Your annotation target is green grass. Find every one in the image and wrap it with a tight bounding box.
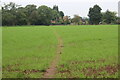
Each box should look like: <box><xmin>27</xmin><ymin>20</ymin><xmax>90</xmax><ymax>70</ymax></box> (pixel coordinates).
<box><xmin>2</xmin><ymin>26</ymin><xmax>57</xmax><ymax>78</ymax></box>
<box><xmin>54</xmin><ymin>25</ymin><xmax>118</xmax><ymax>78</ymax></box>
<box><xmin>2</xmin><ymin>25</ymin><xmax>118</xmax><ymax>78</ymax></box>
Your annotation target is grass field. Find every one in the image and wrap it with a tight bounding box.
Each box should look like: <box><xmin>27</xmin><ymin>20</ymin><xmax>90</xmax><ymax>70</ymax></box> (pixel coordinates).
<box><xmin>2</xmin><ymin>25</ymin><xmax>118</xmax><ymax>78</ymax></box>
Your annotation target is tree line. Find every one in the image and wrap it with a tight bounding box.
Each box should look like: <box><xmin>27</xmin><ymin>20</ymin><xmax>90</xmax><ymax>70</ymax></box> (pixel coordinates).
<box><xmin>2</xmin><ymin>2</ymin><xmax>65</xmax><ymax>26</ymax></box>
<box><xmin>88</xmin><ymin>5</ymin><xmax>119</xmax><ymax>25</ymax></box>
<box><xmin>2</xmin><ymin>2</ymin><xmax>119</xmax><ymax>26</ymax></box>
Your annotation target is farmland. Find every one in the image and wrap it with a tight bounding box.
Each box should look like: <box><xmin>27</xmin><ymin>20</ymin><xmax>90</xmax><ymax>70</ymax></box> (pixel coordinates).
<box><xmin>2</xmin><ymin>25</ymin><xmax>118</xmax><ymax>78</ymax></box>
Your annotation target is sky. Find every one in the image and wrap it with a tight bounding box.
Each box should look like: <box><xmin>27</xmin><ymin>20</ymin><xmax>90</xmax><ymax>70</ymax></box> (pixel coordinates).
<box><xmin>1</xmin><ymin>0</ymin><xmax>119</xmax><ymax>17</ymax></box>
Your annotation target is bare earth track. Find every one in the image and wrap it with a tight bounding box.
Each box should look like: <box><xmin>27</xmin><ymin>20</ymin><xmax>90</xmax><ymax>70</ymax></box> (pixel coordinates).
<box><xmin>43</xmin><ymin>29</ymin><xmax>64</xmax><ymax>78</ymax></box>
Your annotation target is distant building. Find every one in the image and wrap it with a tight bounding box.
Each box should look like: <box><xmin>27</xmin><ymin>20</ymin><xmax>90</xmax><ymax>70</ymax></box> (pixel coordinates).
<box><xmin>51</xmin><ymin>20</ymin><xmax>56</xmax><ymax>24</ymax></box>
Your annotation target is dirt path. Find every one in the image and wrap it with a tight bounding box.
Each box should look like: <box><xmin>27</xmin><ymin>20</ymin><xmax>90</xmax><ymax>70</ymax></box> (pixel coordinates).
<box><xmin>43</xmin><ymin>29</ymin><xmax>64</xmax><ymax>78</ymax></box>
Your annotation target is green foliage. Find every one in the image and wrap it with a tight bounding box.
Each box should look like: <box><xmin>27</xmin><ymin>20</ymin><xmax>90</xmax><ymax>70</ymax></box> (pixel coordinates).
<box><xmin>88</xmin><ymin>5</ymin><xmax>102</xmax><ymax>25</ymax></box>
<box><xmin>63</xmin><ymin>16</ymin><xmax>71</xmax><ymax>25</ymax></box>
<box><xmin>2</xmin><ymin>12</ymin><xmax>16</xmax><ymax>26</ymax></box>
<box><xmin>37</xmin><ymin>5</ymin><xmax>53</xmax><ymax>25</ymax></box>
<box><xmin>52</xmin><ymin>6</ymin><xmax>64</xmax><ymax>25</ymax></box>
<box><xmin>51</xmin><ymin>10</ymin><xmax>60</xmax><ymax>23</ymax></box>
<box><xmin>16</xmin><ymin>7</ymin><xmax>27</xmax><ymax>25</ymax></box>
<box><xmin>116</xmin><ymin>17</ymin><xmax>120</xmax><ymax>24</ymax></box>
<box><xmin>2</xmin><ymin>2</ymin><xmax>65</xmax><ymax>26</ymax></box>
<box><xmin>25</xmin><ymin>4</ymin><xmax>37</xmax><ymax>25</ymax></box>
<box><xmin>2</xmin><ymin>2</ymin><xmax>118</xmax><ymax>26</ymax></box>
<box><xmin>72</xmin><ymin>15</ymin><xmax>82</xmax><ymax>25</ymax></box>
<box><xmin>59</xmin><ymin>11</ymin><xmax>64</xmax><ymax>18</ymax></box>
<box><xmin>102</xmin><ymin>10</ymin><xmax>117</xmax><ymax>24</ymax></box>
<box><xmin>2</xmin><ymin>2</ymin><xmax>18</xmax><ymax>26</ymax></box>
<box><xmin>53</xmin><ymin>5</ymin><xmax>59</xmax><ymax>12</ymax></box>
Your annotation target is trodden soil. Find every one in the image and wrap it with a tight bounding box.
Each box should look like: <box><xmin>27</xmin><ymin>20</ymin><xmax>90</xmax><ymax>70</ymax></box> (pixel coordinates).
<box><xmin>43</xmin><ymin>29</ymin><xmax>64</xmax><ymax>78</ymax></box>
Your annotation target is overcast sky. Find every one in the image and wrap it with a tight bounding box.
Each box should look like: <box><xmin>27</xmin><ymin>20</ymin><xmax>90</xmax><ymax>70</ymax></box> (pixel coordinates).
<box><xmin>1</xmin><ymin>0</ymin><xmax>119</xmax><ymax>17</ymax></box>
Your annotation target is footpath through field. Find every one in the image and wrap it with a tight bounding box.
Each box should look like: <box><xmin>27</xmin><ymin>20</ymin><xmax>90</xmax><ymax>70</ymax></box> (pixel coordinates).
<box><xmin>43</xmin><ymin>29</ymin><xmax>64</xmax><ymax>78</ymax></box>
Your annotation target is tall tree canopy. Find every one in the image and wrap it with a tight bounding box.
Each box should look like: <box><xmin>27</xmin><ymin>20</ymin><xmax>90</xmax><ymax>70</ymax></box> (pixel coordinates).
<box><xmin>2</xmin><ymin>2</ymin><xmax>65</xmax><ymax>26</ymax></box>
<box><xmin>59</xmin><ymin>11</ymin><xmax>64</xmax><ymax>18</ymax></box>
<box><xmin>25</xmin><ymin>4</ymin><xmax>37</xmax><ymax>25</ymax></box>
<box><xmin>88</xmin><ymin>5</ymin><xmax>102</xmax><ymax>25</ymax></box>
<box><xmin>2</xmin><ymin>2</ymin><xmax>19</xmax><ymax>25</ymax></box>
<box><xmin>102</xmin><ymin>10</ymin><xmax>117</xmax><ymax>24</ymax></box>
<box><xmin>2</xmin><ymin>2</ymin><xmax>118</xmax><ymax>26</ymax></box>
<box><xmin>37</xmin><ymin>5</ymin><xmax>53</xmax><ymax>25</ymax></box>
<box><xmin>52</xmin><ymin>5</ymin><xmax>65</xmax><ymax>25</ymax></box>
<box><xmin>53</xmin><ymin>5</ymin><xmax>59</xmax><ymax>12</ymax></box>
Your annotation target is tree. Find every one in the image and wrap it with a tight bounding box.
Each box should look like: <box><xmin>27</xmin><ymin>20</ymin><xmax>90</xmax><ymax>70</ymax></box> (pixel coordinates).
<box><xmin>59</xmin><ymin>11</ymin><xmax>64</xmax><ymax>18</ymax></box>
<box><xmin>2</xmin><ymin>2</ymin><xmax>19</xmax><ymax>26</ymax></box>
<box><xmin>52</xmin><ymin>5</ymin><xmax>64</xmax><ymax>25</ymax></box>
<box><xmin>82</xmin><ymin>17</ymin><xmax>89</xmax><ymax>25</ymax></box>
<box><xmin>116</xmin><ymin>17</ymin><xmax>120</xmax><ymax>24</ymax></box>
<box><xmin>88</xmin><ymin>5</ymin><xmax>102</xmax><ymax>25</ymax></box>
<box><xmin>102</xmin><ymin>10</ymin><xmax>117</xmax><ymax>24</ymax></box>
<box><xmin>16</xmin><ymin>7</ymin><xmax>27</xmax><ymax>25</ymax></box>
<box><xmin>52</xmin><ymin>10</ymin><xmax>60</xmax><ymax>21</ymax></box>
<box><xmin>2</xmin><ymin>12</ymin><xmax>16</xmax><ymax>26</ymax></box>
<box><xmin>25</xmin><ymin>4</ymin><xmax>37</xmax><ymax>25</ymax></box>
<box><xmin>29</xmin><ymin>11</ymin><xmax>39</xmax><ymax>25</ymax></box>
<box><xmin>38</xmin><ymin>5</ymin><xmax>53</xmax><ymax>25</ymax></box>
<box><xmin>72</xmin><ymin>15</ymin><xmax>82</xmax><ymax>25</ymax></box>
<box><xmin>53</xmin><ymin>5</ymin><xmax>59</xmax><ymax>12</ymax></box>
<box><xmin>2</xmin><ymin>2</ymin><xmax>65</xmax><ymax>26</ymax></box>
<box><xmin>63</xmin><ymin>16</ymin><xmax>71</xmax><ymax>25</ymax></box>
